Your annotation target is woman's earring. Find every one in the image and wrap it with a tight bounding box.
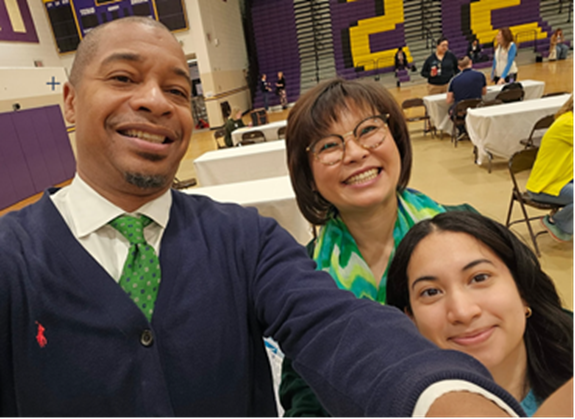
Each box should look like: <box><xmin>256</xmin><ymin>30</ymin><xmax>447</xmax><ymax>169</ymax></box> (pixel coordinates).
<box><xmin>525</xmin><ymin>307</ymin><xmax>533</xmax><ymax>318</ymax></box>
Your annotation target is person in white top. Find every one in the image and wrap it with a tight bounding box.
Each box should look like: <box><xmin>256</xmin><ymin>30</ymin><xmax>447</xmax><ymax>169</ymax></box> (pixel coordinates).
<box><xmin>491</xmin><ymin>27</ymin><xmax>518</xmax><ymax>85</ymax></box>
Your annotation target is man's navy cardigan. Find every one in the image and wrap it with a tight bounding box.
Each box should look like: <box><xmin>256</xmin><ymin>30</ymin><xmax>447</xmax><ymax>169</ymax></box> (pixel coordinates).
<box><xmin>0</xmin><ymin>189</ymin><xmax>524</xmax><ymax>416</ymax></box>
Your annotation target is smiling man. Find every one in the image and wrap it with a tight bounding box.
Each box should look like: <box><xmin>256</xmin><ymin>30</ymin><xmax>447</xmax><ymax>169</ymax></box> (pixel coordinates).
<box><xmin>0</xmin><ymin>17</ymin><xmax>525</xmax><ymax>416</ymax></box>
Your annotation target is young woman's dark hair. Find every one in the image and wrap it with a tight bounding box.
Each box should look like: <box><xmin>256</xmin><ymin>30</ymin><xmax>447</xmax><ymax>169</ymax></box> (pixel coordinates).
<box><xmin>386</xmin><ymin>211</ymin><xmax>573</xmax><ymax>402</ymax></box>
<box><xmin>285</xmin><ymin>77</ymin><xmax>412</xmax><ymax>225</ymax></box>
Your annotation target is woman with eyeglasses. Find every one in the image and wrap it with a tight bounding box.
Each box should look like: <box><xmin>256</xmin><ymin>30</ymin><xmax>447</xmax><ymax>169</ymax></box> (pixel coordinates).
<box><xmin>279</xmin><ymin>78</ymin><xmax>476</xmax><ymax>416</ymax></box>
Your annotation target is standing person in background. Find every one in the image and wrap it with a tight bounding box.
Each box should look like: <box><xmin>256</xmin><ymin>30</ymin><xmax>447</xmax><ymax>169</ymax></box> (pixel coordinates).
<box><xmin>421</xmin><ymin>37</ymin><xmax>459</xmax><ymax>94</ymax></box>
<box><xmin>276</xmin><ymin>71</ymin><xmax>287</xmax><ymax>109</ymax></box>
<box><xmin>223</xmin><ymin>107</ymin><xmax>247</xmax><ymax>148</ymax></box>
<box><xmin>527</xmin><ymin>96</ymin><xmax>573</xmax><ymax>242</ymax></box>
<box><xmin>260</xmin><ymin>73</ymin><xmax>271</xmax><ymax>111</ymax></box>
<box><xmin>491</xmin><ymin>28</ymin><xmax>518</xmax><ymax>85</ymax></box>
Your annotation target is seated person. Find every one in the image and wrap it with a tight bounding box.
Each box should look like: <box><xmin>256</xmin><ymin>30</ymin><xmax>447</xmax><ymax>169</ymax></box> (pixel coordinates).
<box><xmin>394</xmin><ymin>47</ymin><xmax>410</xmax><ymax>73</ymax></box>
<box><xmin>550</xmin><ymin>28</ymin><xmax>570</xmax><ymax>61</ymax></box>
<box><xmin>526</xmin><ymin>95</ymin><xmax>573</xmax><ymax>242</ymax></box>
<box><xmin>447</xmin><ymin>56</ymin><xmax>486</xmax><ymax>138</ymax></box>
<box><xmin>467</xmin><ymin>38</ymin><xmax>484</xmax><ymax>63</ymax></box>
<box><xmin>223</xmin><ymin>107</ymin><xmax>247</xmax><ymax>147</ymax></box>
<box><xmin>279</xmin><ymin>77</ymin><xmax>477</xmax><ymax>416</ymax></box>
<box><xmin>386</xmin><ymin>211</ymin><xmax>573</xmax><ymax>416</ymax></box>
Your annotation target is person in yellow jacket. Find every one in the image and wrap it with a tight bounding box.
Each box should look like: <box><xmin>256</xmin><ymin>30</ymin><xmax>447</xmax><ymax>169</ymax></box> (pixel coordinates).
<box><xmin>526</xmin><ymin>96</ymin><xmax>573</xmax><ymax>242</ymax></box>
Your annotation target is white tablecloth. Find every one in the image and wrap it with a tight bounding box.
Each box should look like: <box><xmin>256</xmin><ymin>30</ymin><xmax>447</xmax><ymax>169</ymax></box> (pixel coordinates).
<box><xmin>183</xmin><ymin>176</ymin><xmax>312</xmax><ymax>245</ymax></box>
<box><xmin>231</xmin><ymin>120</ymin><xmax>287</xmax><ymax>146</ymax></box>
<box><xmin>466</xmin><ymin>94</ymin><xmax>570</xmax><ymax>164</ymax></box>
<box><xmin>423</xmin><ymin>79</ymin><xmax>546</xmax><ymax>133</ymax></box>
<box><xmin>194</xmin><ymin>140</ymin><xmax>288</xmax><ymax>186</ymax></box>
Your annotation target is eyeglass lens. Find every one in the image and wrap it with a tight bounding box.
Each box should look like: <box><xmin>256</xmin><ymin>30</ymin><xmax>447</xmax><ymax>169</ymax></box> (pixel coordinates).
<box><xmin>312</xmin><ymin>116</ymin><xmax>387</xmax><ymax>165</ymax></box>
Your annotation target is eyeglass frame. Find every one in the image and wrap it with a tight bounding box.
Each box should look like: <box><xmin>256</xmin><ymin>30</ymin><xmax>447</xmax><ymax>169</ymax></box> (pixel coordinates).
<box><xmin>306</xmin><ymin>114</ymin><xmax>391</xmax><ymax>166</ymax></box>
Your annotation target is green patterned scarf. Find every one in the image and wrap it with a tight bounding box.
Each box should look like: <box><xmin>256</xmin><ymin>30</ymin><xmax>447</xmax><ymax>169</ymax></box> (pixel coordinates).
<box><xmin>313</xmin><ymin>188</ymin><xmax>446</xmax><ymax>303</ymax></box>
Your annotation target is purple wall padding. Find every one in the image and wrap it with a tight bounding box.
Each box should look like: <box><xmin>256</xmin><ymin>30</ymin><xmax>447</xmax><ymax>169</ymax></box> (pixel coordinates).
<box><xmin>251</xmin><ymin>0</ymin><xmax>300</xmax><ymax>108</ymax></box>
<box><xmin>0</xmin><ymin>113</ymin><xmax>36</xmax><ymax>210</ymax></box>
<box><xmin>12</xmin><ymin>111</ymin><xmax>53</xmax><ymax>192</ymax></box>
<box><xmin>46</xmin><ymin>106</ymin><xmax>77</xmax><ymax>182</ymax></box>
<box><xmin>0</xmin><ymin>106</ymin><xmax>76</xmax><ymax>211</ymax></box>
<box><xmin>0</xmin><ymin>0</ymin><xmax>39</xmax><ymax>42</ymax></box>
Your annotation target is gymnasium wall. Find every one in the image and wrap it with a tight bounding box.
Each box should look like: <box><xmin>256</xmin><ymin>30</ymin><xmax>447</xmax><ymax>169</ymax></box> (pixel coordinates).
<box><xmin>249</xmin><ymin>0</ymin><xmax>555</xmax><ymax>98</ymax></box>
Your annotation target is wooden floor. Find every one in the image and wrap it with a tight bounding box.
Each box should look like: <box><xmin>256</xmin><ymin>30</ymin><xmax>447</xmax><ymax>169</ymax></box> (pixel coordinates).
<box><xmin>2</xmin><ymin>59</ymin><xmax>573</xmax><ymax>309</ymax></box>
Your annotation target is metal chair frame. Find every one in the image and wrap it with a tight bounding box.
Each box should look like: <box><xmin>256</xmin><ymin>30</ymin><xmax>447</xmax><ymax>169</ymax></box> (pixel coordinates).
<box><xmin>213</xmin><ymin>128</ymin><xmax>227</xmax><ymax>149</ymax></box>
<box><xmin>505</xmin><ymin>148</ymin><xmax>563</xmax><ymax>256</ymax></box>
<box><xmin>495</xmin><ymin>88</ymin><xmax>525</xmax><ymax>103</ymax></box>
<box><xmin>451</xmin><ymin>98</ymin><xmax>481</xmax><ymax>147</ymax></box>
<box><xmin>520</xmin><ymin>115</ymin><xmax>555</xmax><ymax>149</ymax></box>
<box><xmin>401</xmin><ymin>98</ymin><xmax>436</xmax><ymax>137</ymax></box>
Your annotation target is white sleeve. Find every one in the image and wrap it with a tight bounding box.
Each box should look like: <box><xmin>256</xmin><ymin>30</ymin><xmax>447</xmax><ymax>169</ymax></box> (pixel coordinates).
<box><xmin>412</xmin><ymin>380</ymin><xmax>520</xmax><ymax>417</ymax></box>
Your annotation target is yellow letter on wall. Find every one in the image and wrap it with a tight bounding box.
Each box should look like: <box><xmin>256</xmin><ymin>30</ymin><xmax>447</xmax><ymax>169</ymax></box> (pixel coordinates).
<box><xmin>470</xmin><ymin>0</ymin><xmax>547</xmax><ymax>45</ymax></box>
<box><xmin>347</xmin><ymin>0</ymin><xmax>412</xmax><ymax>71</ymax></box>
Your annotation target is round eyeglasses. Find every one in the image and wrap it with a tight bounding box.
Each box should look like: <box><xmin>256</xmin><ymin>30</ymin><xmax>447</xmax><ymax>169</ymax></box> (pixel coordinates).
<box><xmin>306</xmin><ymin>114</ymin><xmax>390</xmax><ymax>166</ymax></box>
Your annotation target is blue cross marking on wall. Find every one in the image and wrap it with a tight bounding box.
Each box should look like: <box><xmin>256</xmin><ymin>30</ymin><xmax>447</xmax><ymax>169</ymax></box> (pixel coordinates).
<box><xmin>46</xmin><ymin>76</ymin><xmax>61</xmax><ymax>91</ymax></box>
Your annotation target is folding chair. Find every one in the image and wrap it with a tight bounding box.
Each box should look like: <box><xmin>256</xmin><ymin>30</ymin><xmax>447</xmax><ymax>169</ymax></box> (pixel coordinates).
<box><xmin>505</xmin><ymin>148</ymin><xmax>565</xmax><ymax>256</ymax></box>
<box><xmin>239</xmin><ymin>130</ymin><xmax>266</xmax><ymax>146</ymax></box>
<box><xmin>250</xmin><ymin>108</ymin><xmax>268</xmax><ymax>126</ymax></box>
<box><xmin>277</xmin><ymin>126</ymin><xmax>286</xmax><ymax>140</ymax></box>
<box><xmin>451</xmin><ymin>98</ymin><xmax>481</xmax><ymax>147</ymax></box>
<box><xmin>495</xmin><ymin>88</ymin><xmax>524</xmax><ymax>103</ymax></box>
<box><xmin>520</xmin><ymin>115</ymin><xmax>555</xmax><ymax>149</ymax></box>
<box><xmin>401</xmin><ymin>98</ymin><xmax>435</xmax><ymax>137</ymax></box>
<box><xmin>213</xmin><ymin>128</ymin><xmax>227</xmax><ymax>149</ymax></box>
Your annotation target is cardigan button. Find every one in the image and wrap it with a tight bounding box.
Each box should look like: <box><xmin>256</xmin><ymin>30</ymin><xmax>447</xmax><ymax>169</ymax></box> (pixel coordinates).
<box><xmin>140</xmin><ymin>329</ymin><xmax>154</xmax><ymax>347</ymax></box>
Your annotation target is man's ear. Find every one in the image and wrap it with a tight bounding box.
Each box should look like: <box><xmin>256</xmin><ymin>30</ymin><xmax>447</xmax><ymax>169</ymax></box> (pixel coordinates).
<box><xmin>63</xmin><ymin>82</ymin><xmax>77</xmax><ymax>124</ymax></box>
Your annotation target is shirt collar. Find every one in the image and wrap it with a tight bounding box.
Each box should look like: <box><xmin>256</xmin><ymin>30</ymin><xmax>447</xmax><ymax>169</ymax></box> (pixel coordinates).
<box><xmin>64</xmin><ymin>175</ymin><xmax>172</xmax><ymax>238</ymax></box>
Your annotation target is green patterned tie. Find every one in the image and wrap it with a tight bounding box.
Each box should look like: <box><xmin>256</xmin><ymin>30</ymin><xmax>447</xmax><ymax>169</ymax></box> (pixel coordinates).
<box><xmin>109</xmin><ymin>215</ymin><xmax>161</xmax><ymax>321</ymax></box>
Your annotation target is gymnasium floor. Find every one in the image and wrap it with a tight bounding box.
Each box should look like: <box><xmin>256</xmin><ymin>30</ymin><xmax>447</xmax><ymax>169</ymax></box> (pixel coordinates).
<box><xmin>3</xmin><ymin>59</ymin><xmax>573</xmax><ymax>309</ymax></box>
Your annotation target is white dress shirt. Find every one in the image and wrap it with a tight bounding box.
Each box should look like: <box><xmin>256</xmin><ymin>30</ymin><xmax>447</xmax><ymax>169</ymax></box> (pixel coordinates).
<box><xmin>50</xmin><ymin>175</ymin><xmax>171</xmax><ymax>282</ymax></box>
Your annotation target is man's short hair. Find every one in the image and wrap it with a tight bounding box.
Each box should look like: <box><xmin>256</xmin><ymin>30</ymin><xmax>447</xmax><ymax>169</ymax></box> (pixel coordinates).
<box><xmin>68</xmin><ymin>17</ymin><xmax>171</xmax><ymax>86</ymax></box>
<box><xmin>458</xmin><ymin>56</ymin><xmax>471</xmax><ymax>68</ymax></box>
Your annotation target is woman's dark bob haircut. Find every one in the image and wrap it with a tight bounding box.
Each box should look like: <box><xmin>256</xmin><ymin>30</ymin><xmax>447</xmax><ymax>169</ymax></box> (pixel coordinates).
<box><xmin>285</xmin><ymin>78</ymin><xmax>412</xmax><ymax>225</ymax></box>
<box><xmin>386</xmin><ymin>211</ymin><xmax>573</xmax><ymax>402</ymax></box>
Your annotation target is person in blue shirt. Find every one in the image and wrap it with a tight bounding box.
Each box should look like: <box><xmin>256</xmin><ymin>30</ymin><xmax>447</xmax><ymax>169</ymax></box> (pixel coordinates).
<box><xmin>447</xmin><ymin>56</ymin><xmax>487</xmax><ymax>137</ymax></box>
<box><xmin>387</xmin><ymin>211</ymin><xmax>573</xmax><ymax>416</ymax></box>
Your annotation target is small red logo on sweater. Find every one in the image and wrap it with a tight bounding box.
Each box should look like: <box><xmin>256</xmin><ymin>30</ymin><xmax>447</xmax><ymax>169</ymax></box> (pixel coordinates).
<box><xmin>35</xmin><ymin>322</ymin><xmax>47</xmax><ymax>348</ymax></box>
